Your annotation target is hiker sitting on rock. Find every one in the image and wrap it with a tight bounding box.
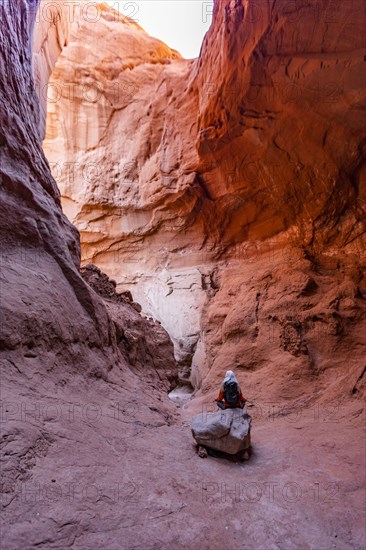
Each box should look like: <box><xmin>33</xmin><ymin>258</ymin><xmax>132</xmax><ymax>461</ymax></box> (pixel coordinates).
<box><xmin>216</xmin><ymin>370</ymin><xmax>246</xmax><ymax>410</ymax></box>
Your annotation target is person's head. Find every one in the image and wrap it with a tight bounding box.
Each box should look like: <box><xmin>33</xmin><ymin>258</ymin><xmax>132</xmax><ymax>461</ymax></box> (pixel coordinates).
<box><xmin>224</xmin><ymin>370</ymin><xmax>238</xmax><ymax>384</ymax></box>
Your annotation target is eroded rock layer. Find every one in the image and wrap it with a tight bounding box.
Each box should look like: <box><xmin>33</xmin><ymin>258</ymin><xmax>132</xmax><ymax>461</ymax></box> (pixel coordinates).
<box><xmin>1</xmin><ymin>0</ymin><xmax>118</xmax><ymax>380</ymax></box>
<box><xmin>43</xmin><ymin>0</ymin><xmax>366</xmax><ymax>388</ymax></box>
<box><xmin>1</xmin><ymin>1</ymin><xmax>366</xmax><ymax>548</ymax></box>
<box><xmin>0</xmin><ymin>4</ymin><xmax>178</xmax><ymax>545</ymax></box>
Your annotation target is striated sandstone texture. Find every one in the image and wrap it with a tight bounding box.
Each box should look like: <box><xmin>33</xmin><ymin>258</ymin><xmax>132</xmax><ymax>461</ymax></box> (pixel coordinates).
<box><xmin>1</xmin><ymin>3</ymin><xmax>178</xmax><ymax>546</ymax></box>
<box><xmin>0</xmin><ymin>0</ymin><xmax>119</xmax><ymax>381</ymax></box>
<box><xmin>43</xmin><ymin>0</ymin><xmax>366</xmax><ymax>392</ymax></box>
<box><xmin>1</xmin><ymin>1</ymin><xmax>366</xmax><ymax>548</ymax></box>
<box><xmin>1</xmin><ymin>0</ymin><xmax>176</xmax><ymax>395</ymax></box>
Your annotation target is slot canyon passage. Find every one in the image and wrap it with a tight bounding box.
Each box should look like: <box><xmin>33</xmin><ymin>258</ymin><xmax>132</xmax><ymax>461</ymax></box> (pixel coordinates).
<box><xmin>1</xmin><ymin>0</ymin><xmax>366</xmax><ymax>548</ymax></box>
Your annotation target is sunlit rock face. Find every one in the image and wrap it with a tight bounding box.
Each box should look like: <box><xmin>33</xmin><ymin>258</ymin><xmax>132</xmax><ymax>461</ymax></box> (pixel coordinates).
<box><xmin>43</xmin><ymin>2</ymin><xmax>200</xmax><ymax>377</ymax></box>
<box><xmin>32</xmin><ymin>0</ymin><xmax>72</xmax><ymax>138</ymax></box>
<box><xmin>0</xmin><ymin>0</ymin><xmax>176</xmax><ymax>386</ymax></box>
<box><xmin>43</xmin><ymin>0</ymin><xmax>366</xmax><ymax>388</ymax></box>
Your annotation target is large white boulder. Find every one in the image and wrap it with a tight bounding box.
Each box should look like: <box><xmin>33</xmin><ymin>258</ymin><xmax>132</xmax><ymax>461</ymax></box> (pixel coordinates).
<box><xmin>191</xmin><ymin>408</ymin><xmax>252</xmax><ymax>455</ymax></box>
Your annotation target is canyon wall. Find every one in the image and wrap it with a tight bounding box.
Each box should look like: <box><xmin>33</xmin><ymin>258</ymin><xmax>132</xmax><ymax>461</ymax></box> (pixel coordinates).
<box><xmin>43</xmin><ymin>0</ymin><xmax>366</xmax><ymax>396</ymax></box>
<box><xmin>1</xmin><ymin>0</ymin><xmax>176</xmax><ymax>384</ymax></box>
<box><xmin>0</xmin><ymin>2</ymin><xmax>365</xmax><ymax>548</ymax></box>
<box><xmin>0</xmin><ymin>0</ymin><xmax>125</xmax><ymax>386</ymax></box>
<box><xmin>0</xmin><ymin>4</ymin><xmax>177</xmax><ymax>539</ymax></box>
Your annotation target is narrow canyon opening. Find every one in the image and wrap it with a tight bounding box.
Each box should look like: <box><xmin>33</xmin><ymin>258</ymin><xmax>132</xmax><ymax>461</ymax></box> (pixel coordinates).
<box><xmin>1</xmin><ymin>1</ymin><xmax>365</xmax><ymax>548</ymax></box>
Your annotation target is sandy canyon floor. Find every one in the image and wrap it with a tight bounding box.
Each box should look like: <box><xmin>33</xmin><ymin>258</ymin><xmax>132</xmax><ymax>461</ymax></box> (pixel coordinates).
<box><xmin>2</xmin><ymin>374</ymin><xmax>365</xmax><ymax>550</ymax></box>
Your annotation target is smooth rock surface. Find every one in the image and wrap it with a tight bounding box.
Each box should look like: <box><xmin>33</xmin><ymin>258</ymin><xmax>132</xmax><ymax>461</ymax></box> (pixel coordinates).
<box><xmin>192</xmin><ymin>408</ymin><xmax>252</xmax><ymax>455</ymax></box>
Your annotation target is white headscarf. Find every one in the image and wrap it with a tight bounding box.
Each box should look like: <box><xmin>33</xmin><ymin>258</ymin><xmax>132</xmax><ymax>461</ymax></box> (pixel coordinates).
<box><xmin>224</xmin><ymin>370</ymin><xmax>238</xmax><ymax>385</ymax></box>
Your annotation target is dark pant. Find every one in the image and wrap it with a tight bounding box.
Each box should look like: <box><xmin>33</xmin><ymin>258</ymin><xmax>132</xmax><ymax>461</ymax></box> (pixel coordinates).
<box><xmin>216</xmin><ymin>401</ymin><xmax>244</xmax><ymax>410</ymax></box>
